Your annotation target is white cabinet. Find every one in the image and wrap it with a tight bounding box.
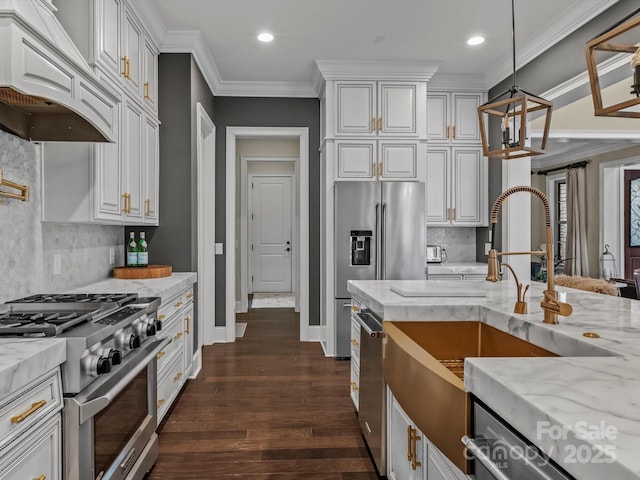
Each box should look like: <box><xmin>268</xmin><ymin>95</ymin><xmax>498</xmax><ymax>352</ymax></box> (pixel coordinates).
<box><xmin>335</xmin><ymin>81</ymin><xmax>424</xmax><ymax>137</ymax></box>
<box><xmin>0</xmin><ymin>369</ymin><xmax>63</xmax><ymax>480</ymax></box>
<box><xmin>349</xmin><ymin>313</ymin><xmax>361</xmax><ymax>410</ymax></box>
<box><xmin>426</xmin><ymin>147</ymin><xmax>487</xmax><ymax>226</ymax></box>
<box><xmin>335</xmin><ymin>140</ymin><xmax>422</xmax><ymax>181</ymax></box>
<box><xmin>427</xmin><ymin>274</ymin><xmax>487</xmax><ymax>281</ymax></box>
<box><xmin>427</xmin><ymin>91</ymin><xmax>484</xmax><ymax>144</ymax></box>
<box><xmin>388</xmin><ymin>391</ymin><xmax>425</xmax><ymax>480</ymax></box>
<box><xmin>156</xmin><ymin>285</ymin><xmax>196</xmax><ymax>425</ymax></box>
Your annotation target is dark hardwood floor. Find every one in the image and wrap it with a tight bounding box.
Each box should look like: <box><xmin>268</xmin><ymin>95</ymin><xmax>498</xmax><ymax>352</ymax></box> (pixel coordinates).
<box><xmin>147</xmin><ymin>307</ymin><xmax>378</xmax><ymax>479</ymax></box>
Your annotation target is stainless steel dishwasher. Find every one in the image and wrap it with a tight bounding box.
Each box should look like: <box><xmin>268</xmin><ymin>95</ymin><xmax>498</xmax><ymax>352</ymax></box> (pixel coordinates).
<box><xmin>354</xmin><ymin>308</ymin><xmax>386</xmax><ymax>476</ymax></box>
<box><xmin>463</xmin><ymin>400</ymin><xmax>574</xmax><ymax>480</ymax></box>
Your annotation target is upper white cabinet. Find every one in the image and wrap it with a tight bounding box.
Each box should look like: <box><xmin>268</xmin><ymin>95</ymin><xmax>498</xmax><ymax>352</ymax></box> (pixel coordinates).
<box><xmin>335</xmin><ymin>81</ymin><xmax>425</xmax><ymax>137</ymax></box>
<box><xmin>427</xmin><ymin>91</ymin><xmax>484</xmax><ymax>144</ymax></box>
<box><xmin>335</xmin><ymin>139</ymin><xmax>422</xmax><ymax>181</ymax></box>
<box><xmin>426</xmin><ymin>147</ymin><xmax>487</xmax><ymax>226</ymax></box>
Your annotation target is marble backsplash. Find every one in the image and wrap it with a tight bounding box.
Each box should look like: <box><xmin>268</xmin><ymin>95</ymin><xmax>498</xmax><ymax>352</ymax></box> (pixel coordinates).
<box><xmin>0</xmin><ymin>130</ymin><xmax>124</xmax><ymax>303</ymax></box>
<box><xmin>427</xmin><ymin>227</ymin><xmax>477</xmax><ymax>262</ymax></box>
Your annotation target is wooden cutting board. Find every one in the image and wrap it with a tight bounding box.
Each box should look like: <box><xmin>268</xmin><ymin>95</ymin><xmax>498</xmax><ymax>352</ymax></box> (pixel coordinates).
<box><xmin>113</xmin><ymin>265</ymin><xmax>172</xmax><ymax>279</ymax></box>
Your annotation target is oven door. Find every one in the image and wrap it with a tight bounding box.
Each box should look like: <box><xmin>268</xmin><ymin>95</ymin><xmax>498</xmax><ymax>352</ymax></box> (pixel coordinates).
<box><xmin>64</xmin><ymin>337</ymin><xmax>170</xmax><ymax>480</ymax></box>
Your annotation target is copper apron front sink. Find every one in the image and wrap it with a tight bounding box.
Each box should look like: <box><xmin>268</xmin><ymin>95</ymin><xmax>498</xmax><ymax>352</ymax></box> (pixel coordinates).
<box><xmin>383</xmin><ymin>320</ymin><xmax>557</xmax><ymax>474</ymax></box>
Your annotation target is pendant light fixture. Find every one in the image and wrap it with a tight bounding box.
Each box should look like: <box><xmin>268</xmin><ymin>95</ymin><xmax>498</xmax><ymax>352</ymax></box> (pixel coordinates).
<box><xmin>477</xmin><ymin>0</ymin><xmax>553</xmax><ymax>160</ymax></box>
<box><xmin>585</xmin><ymin>7</ymin><xmax>640</xmax><ymax>118</ymax></box>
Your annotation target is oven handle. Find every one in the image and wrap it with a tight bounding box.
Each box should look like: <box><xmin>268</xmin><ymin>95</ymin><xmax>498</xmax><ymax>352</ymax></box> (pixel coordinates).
<box><xmin>72</xmin><ymin>337</ymin><xmax>171</xmax><ymax>424</ymax></box>
<box><xmin>462</xmin><ymin>435</ymin><xmax>512</xmax><ymax>480</ymax></box>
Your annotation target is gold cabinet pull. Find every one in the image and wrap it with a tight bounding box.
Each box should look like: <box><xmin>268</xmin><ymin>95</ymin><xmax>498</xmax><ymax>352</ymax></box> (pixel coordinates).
<box><xmin>157</xmin><ymin>399</ymin><xmax>164</xmax><ymax>409</ymax></box>
<box><xmin>158</xmin><ymin>314</ymin><xmax>166</xmax><ymax>321</ymax></box>
<box><xmin>33</xmin><ymin>476</ymin><xmax>46</xmax><ymax>480</ymax></box>
<box><xmin>379</xmin><ymin>161</ymin><xmax>383</xmax><ymax>177</ymax></box>
<box><xmin>378</xmin><ymin>116</ymin><xmax>382</xmax><ymax>132</ymax></box>
<box><xmin>145</xmin><ymin>198</ymin><xmax>151</xmax><ymax>217</ymax></box>
<box><xmin>126</xmin><ymin>57</ymin><xmax>131</xmax><ymax>79</ymax></box>
<box><xmin>407</xmin><ymin>426</ymin><xmax>413</xmax><ymax>461</ymax></box>
<box><xmin>410</xmin><ymin>427</ymin><xmax>422</xmax><ymax>470</ymax></box>
<box><xmin>174</xmin><ymin>301</ymin><xmax>183</xmax><ymax>308</ymax></box>
<box><xmin>173</xmin><ymin>371</ymin><xmax>183</xmax><ymax>382</ymax></box>
<box><xmin>121</xmin><ymin>193</ymin><xmax>131</xmax><ymax>214</ymax></box>
<box><xmin>186</xmin><ymin>293</ymin><xmax>193</xmax><ymax>299</ymax></box>
<box><xmin>144</xmin><ymin>81</ymin><xmax>150</xmax><ymax>99</ymax></box>
<box><xmin>185</xmin><ymin>316</ymin><xmax>190</xmax><ymax>334</ymax></box>
<box><xmin>121</xmin><ymin>56</ymin><xmax>128</xmax><ymax>77</ymax></box>
<box><xmin>350</xmin><ymin>338</ymin><xmax>358</xmax><ymax>346</ymax></box>
<box><xmin>372</xmin><ymin>117</ymin><xmax>376</xmax><ymax>132</ymax></box>
<box><xmin>121</xmin><ymin>193</ymin><xmax>128</xmax><ymax>213</ymax></box>
<box><xmin>372</xmin><ymin>161</ymin><xmax>377</xmax><ymax>177</ymax></box>
<box><xmin>156</xmin><ymin>351</ymin><xmax>165</xmax><ymax>360</ymax></box>
<box><xmin>452</xmin><ymin>125</ymin><xmax>456</xmax><ymax>139</ymax></box>
<box><xmin>11</xmin><ymin>400</ymin><xmax>47</xmax><ymax>423</ymax></box>
<box><xmin>452</xmin><ymin>207</ymin><xmax>456</xmax><ymax>220</ymax></box>
<box><xmin>350</xmin><ymin>381</ymin><xmax>358</xmax><ymax>391</ymax></box>
<box><xmin>174</xmin><ymin>332</ymin><xmax>183</xmax><ymax>340</ymax></box>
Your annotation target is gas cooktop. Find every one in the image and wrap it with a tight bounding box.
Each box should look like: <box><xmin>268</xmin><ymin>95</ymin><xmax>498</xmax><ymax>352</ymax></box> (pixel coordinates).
<box><xmin>9</xmin><ymin>292</ymin><xmax>137</xmax><ymax>305</ymax></box>
<box><xmin>0</xmin><ymin>308</ymin><xmax>97</xmax><ymax>336</ymax></box>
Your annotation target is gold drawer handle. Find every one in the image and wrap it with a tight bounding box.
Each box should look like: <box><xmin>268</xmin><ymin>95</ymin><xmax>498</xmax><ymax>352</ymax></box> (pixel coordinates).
<box><xmin>378</xmin><ymin>116</ymin><xmax>382</xmax><ymax>132</ymax></box>
<box><xmin>351</xmin><ymin>339</ymin><xmax>358</xmax><ymax>346</ymax></box>
<box><xmin>185</xmin><ymin>316</ymin><xmax>190</xmax><ymax>334</ymax></box>
<box><xmin>174</xmin><ymin>301</ymin><xmax>183</xmax><ymax>308</ymax></box>
<box><xmin>157</xmin><ymin>351</ymin><xmax>165</xmax><ymax>360</ymax></box>
<box><xmin>157</xmin><ymin>399</ymin><xmax>164</xmax><ymax>409</ymax></box>
<box><xmin>186</xmin><ymin>293</ymin><xmax>193</xmax><ymax>299</ymax></box>
<box><xmin>174</xmin><ymin>332</ymin><xmax>183</xmax><ymax>340</ymax></box>
<box><xmin>144</xmin><ymin>81</ymin><xmax>150</xmax><ymax>100</ymax></box>
<box><xmin>407</xmin><ymin>426</ymin><xmax>413</xmax><ymax>461</ymax></box>
<box><xmin>33</xmin><ymin>476</ymin><xmax>46</xmax><ymax>480</ymax></box>
<box><xmin>174</xmin><ymin>372</ymin><xmax>183</xmax><ymax>382</ymax></box>
<box><xmin>351</xmin><ymin>306</ymin><xmax>358</xmax><ymax>312</ymax></box>
<box><xmin>158</xmin><ymin>314</ymin><xmax>166</xmax><ymax>321</ymax></box>
<box><xmin>145</xmin><ymin>198</ymin><xmax>151</xmax><ymax>217</ymax></box>
<box><xmin>11</xmin><ymin>400</ymin><xmax>47</xmax><ymax>423</ymax></box>
<box><xmin>350</xmin><ymin>381</ymin><xmax>358</xmax><ymax>391</ymax></box>
<box><xmin>410</xmin><ymin>427</ymin><xmax>422</xmax><ymax>470</ymax></box>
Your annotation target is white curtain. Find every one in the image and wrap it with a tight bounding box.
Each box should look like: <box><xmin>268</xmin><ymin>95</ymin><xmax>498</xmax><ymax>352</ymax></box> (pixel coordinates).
<box><xmin>564</xmin><ymin>167</ymin><xmax>589</xmax><ymax>276</ymax></box>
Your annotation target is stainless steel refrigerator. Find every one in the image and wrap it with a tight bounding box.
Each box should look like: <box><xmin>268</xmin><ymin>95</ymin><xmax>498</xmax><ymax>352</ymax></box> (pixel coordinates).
<box><xmin>334</xmin><ymin>181</ymin><xmax>426</xmax><ymax>358</ymax></box>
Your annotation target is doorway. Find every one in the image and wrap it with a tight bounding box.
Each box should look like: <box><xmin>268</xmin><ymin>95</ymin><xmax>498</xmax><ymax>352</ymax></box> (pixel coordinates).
<box><xmin>225</xmin><ymin>127</ymin><xmax>310</xmax><ymax>343</ymax></box>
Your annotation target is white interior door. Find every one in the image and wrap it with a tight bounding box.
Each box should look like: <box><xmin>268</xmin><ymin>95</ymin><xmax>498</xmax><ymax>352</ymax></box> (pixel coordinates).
<box><xmin>251</xmin><ymin>175</ymin><xmax>293</xmax><ymax>292</ymax></box>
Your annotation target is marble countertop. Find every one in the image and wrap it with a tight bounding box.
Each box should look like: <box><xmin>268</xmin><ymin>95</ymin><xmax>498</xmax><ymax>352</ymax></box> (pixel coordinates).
<box><xmin>72</xmin><ymin>272</ymin><xmax>197</xmax><ymax>303</ymax></box>
<box><xmin>348</xmin><ymin>279</ymin><xmax>640</xmax><ymax>480</ymax></box>
<box><xmin>426</xmin><ymin>262</ymin><xmax>487</xmax><ymax>275</ymax></box>
<box><xmin>0</xmin><ymin>338</ymin><xmax>66</xmax><ymax>399</ymax></box>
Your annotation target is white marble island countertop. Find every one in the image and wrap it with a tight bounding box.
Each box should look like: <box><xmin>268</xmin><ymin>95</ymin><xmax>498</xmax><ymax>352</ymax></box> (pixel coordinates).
<box><xmin>348</xmin><ymin>279</ymin><xmax>640</xmax><ymax>480</ymax></box>
<box><xmin>0</xmin><ymin>338</ymin><xmax>66</xmax><ymax>398</ymax></box>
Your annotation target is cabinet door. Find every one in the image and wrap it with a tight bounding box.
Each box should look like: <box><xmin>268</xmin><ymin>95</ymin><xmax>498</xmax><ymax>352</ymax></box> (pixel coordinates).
<box><xmin>143</xmin><ymin>116</ymin><xmax>159</xmax><ymax>224</ymax></box>
<box><xmin>122</xmin><ymin>6</ymin><xmax>143</xmax><ymax>97</ymax></box>
<box><xmin>378</xmin><ymin>140</ymin><xmax>418</xmax><ymax>180</ymax></box>
<box><xmin>452</xmin><ymin>147</ymin><xmax>486</xmax><ymax>226</ymax></box>
<box><xmin>143</xmin><ymin>39</ymin><xmax>158</xmax><ymax>112</ymax></box>
<box><xmin>426</xmin><ymin>93</ymin><xmax>449</xmax><ymax>142</ymax></box>
<box><xmin>335</xmin><ymin>82</ymin><xmax>376</xmax><ymax>136</ymax></box>
<box><xmin>94</xmin><ymin>96</ymin><xmax>123</xmax><ymax>222</ymax></box>
<box><xmin>335</xmin><ymin>140</ymin><xmax>376</xmax><ymax>180</ymax></box>
<box><xmin>378</xmin><ymin>82</ymin><xmax>418</xmax><ymax>136</ymax></box>
<box><xmin>94</xmin><ymin>0</ymin><xmax>121</xmax><ymax>78</ymax></box>
<box><xmin>183</xmin><ymin>303</ymin><xmax>194</xmax><ymax>377</ymax></box>
<box><xmin>426</xmin><ymin>148</ymin><xmax>450</xmax><ymax>225</ymax></box>
<box><xmin>122</xmin><ymin>98</ymin><xmax>144</xmax><ymax>222</ymax></box>
<box><xmin>388</xmin><ymin>396</ymin><xmax>424</xmax><ymax>480</ymax></box>
<box><xmin>452</xmin><ymin>93</ymin><xmax>482</xmax><ymax>143</ymax></box>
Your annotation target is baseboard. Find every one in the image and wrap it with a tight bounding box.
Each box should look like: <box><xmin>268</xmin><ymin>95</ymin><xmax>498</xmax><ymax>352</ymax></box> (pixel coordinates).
<box><xmin>189</xmin><ymin>349</ymin><xmax>202</xmax><ymax>379</ymax></box>
<box><xmin>305</xmin><ymin>325</ymin><xmax>325</xmax><ymax>343</ymax></box>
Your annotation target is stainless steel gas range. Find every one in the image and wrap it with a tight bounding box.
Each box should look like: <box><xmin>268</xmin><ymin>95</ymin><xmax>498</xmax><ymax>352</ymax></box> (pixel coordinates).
<box><xmin>1</xmin><ymin>292</ymin><xmax>169</xmax><ymax>480</ymax></box>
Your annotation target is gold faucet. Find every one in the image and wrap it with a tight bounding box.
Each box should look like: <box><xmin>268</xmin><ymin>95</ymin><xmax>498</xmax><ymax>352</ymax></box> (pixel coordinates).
<box><xmin>486</xmin><ymin>185</ymin><xmax>573</xmax><ymax>324</ymax></box>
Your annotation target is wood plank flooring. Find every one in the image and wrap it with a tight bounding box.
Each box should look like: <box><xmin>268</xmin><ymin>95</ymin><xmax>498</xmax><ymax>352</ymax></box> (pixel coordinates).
<box><xmin>146</xmin><ymin>307</ymin><xmax>378</xmax><ymax>479</ymax></box>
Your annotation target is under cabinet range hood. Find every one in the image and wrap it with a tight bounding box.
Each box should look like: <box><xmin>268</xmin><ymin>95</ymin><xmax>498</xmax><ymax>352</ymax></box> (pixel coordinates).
<box><xmin>0</xmin><ymin>0</ymin><xmax>117</xmax><ymax>142</ymax></box>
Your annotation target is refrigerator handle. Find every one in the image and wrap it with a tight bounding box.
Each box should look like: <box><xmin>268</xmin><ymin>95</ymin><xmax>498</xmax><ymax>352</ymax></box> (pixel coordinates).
<box><xmin>381</xmin><ymin>202</ymin><xmax>387</xmax><ymax>280</ymax></box>
<box><xmin>375</xmin><ymin>202</ymin><xmax>380</xmax><ymax>280</ymax></box>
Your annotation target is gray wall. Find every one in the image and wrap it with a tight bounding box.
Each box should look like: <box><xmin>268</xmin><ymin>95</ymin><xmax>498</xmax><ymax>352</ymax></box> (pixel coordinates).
<box><xmin>212</xmin><ymin>97</ymin><xmax>321</xmax><ymax>326</ymax></box>
<box><xmin>476</xmin><ymin>1</ymin><xmax>640</xmax><ymax>260</ymax></box>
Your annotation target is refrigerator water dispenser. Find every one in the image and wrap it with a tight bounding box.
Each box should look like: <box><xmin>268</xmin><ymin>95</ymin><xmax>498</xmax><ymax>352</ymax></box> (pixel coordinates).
<box><xmin>350</xmin><ymin>230</ymin><xmax>372</xmax><ymax>266</ymax></box>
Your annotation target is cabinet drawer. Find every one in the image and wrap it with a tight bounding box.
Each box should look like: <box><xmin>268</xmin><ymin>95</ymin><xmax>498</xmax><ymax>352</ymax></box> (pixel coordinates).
<box><xmin>0</xmin><ymin>413</ymin><xmax>61</xmax><ymax>480</ymax></box>
<box><xmin>350</xmin><ymin>360</ymin><xmax>359</xmax><ymax>411</ymax></box>
<box><xmin>350</xmin><ymin>315</ymin><xmax>361</xmax><ymax>365</ymax></box>
<box><xmin>156</xmin><ymin>315</ymin><xmax>185</xmax><ymax>376</ymax></box>
<box><xmin>157</xmin><ymin>349</ymin><xmax>185</xmax><ymax>423</ymax></box>
<box><xmin>182</xmin><ymin>287</ymin><xmax>194</xmax><ymax>305</ymax></box>
<box><xmin>0</xmin><ymin>369</ymin><xmax>62</xmax><ymax>448</ymax></box>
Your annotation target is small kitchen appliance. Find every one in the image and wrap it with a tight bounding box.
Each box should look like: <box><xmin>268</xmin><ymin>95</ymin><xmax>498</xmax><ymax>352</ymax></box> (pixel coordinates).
<box><xmin>1</xmin><ymin>292</ymin><xmax>167</xmax><ymax>480</ymax></box>
<box><xmin>426</xmin><ymin>245</ymin><xmax>446</xmax><ymax>263</ymax></box>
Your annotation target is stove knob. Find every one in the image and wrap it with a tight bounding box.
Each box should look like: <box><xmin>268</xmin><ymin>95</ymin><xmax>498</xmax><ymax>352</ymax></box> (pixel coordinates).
<box><xmin>146</xmin><ymin>321</ymin><xmax>157</xmax><ymax>337</ymax></box>
<box><xmin>116</xmin><ymin>332</ymin><xmax>137</xmax><ymax>351</ymax></box>
<box><xmin>108</xmin><ymin>349</ymin><xmax>122</xmax><ymax>365</ymax></box>
<box><xmin>130</xmin><ymin>334</ymin><xmax>141</xmax><ymax>349</ymax></box>
<box><xmin>97</xmin><ymin>357</ymin><xmax>112</xmax><ymax>375</ymax></box>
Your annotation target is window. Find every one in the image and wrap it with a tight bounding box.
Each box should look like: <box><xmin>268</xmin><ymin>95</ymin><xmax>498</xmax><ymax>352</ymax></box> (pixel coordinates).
<box><xmin>555</xmin><ymin>180</ymin><xmax>567</xmax><ymax>261</ymax></box>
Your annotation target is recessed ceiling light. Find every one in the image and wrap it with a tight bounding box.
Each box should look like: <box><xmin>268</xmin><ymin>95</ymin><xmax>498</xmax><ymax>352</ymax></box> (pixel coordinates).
<box><xmin>257</xmin><ymin>32</ymin><xmax>274</xmax><ymax>43</ymax></box>
<box><xmin>467</xmin><ymin>36</ymin><xmax>485</xmax><ymax>46</ymax></box>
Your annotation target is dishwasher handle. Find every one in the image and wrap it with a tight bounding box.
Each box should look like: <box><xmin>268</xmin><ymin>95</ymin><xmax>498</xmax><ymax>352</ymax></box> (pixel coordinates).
<box><xmin>354</xmin><ymin>310</ymin><xmax>383</xmax><ymax>338</ymax></box>
<box><xmin>462</xmin><ymin>436</ymin><xmax>512</xmax><ymax>480</ymax></box>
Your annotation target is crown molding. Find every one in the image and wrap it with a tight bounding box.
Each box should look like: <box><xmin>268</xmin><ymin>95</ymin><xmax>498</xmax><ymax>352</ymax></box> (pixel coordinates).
<box><xmin>427</xmin><ymin>73</ymin><xmax>488</xmax><ymax>91</ymax></box>
<box><xmin>484</xmin><ymin>0</ymin><xmax>619</xmax><ymax>89</ymax></box>
<box><xmin>214</xmin><ymin>81</ymin><xmax>317</xmax><ymax>98</ymax></box>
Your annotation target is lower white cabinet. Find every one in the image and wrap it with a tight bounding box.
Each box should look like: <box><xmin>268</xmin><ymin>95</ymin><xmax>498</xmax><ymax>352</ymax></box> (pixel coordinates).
<box><xmin>156</xmin><ymin>284</ymin><xmax>195</xmax><ymax>425</ymax></box>
<box><xmin>388</xmin><ymin>389</ymin><xmax>470</xmax><ymax>480</ymax></box>
<box><xmin>349</xmin><ymin>314</ymin><xmax>361</xmax><ymax>410</ymax></box>
<box><xmin>0</xmin><ymin>368</ymin><xmax>63</xmax><ymax>480</ymax></box>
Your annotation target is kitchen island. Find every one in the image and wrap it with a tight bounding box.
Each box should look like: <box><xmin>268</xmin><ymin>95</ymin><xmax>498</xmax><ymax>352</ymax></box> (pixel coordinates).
<box><xmin>348</xmin><ymin>279</ymin><xmax>640</xmax><ymax>480</ymax></box>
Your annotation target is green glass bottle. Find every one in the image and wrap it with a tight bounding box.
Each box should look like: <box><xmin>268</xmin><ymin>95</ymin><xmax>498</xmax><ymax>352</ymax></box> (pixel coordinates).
<box><xmin>127</xmin><ymin>232</ymin><xmax>138</xmax><ymax>267</ymax></box>
<box><xmin>137</xmin><ymin>232</ymin><xmax>148</xmax><ymax>267</ymax></box>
